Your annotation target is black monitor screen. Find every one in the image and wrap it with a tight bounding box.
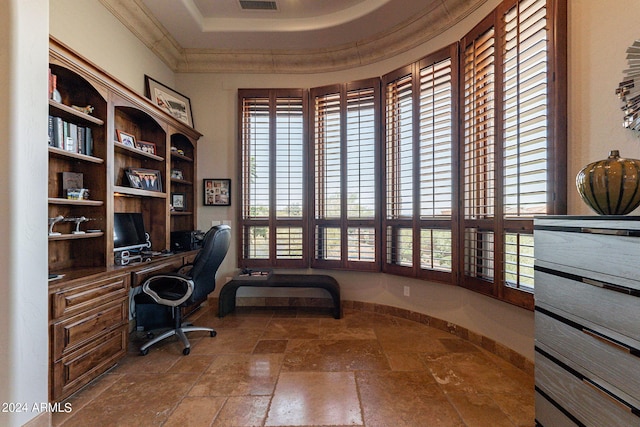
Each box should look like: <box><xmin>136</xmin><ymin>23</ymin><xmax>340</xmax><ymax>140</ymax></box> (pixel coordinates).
<box><xmin>113</xmin><ymin>212</ymin><xmax>147</xmax><ymax>249</ymax></box>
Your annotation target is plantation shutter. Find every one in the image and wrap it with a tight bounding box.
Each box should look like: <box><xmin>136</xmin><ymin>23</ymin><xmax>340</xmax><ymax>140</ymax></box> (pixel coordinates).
<box><xmin>311</xmin><ymin>80</ymin><xmax>380</xmax><ymax>269</ymax></box>
<box><xmin>239</xmin><ymin>89</ymin><xmax>307</xmax><ymax>268</ymax></box>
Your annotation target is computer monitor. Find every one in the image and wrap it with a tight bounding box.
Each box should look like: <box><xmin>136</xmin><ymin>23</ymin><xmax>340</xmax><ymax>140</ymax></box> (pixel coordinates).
<box><xmin>113</xmin><ymin>212</ymin><xmax>148</xmax><ymax>251</ymax></box>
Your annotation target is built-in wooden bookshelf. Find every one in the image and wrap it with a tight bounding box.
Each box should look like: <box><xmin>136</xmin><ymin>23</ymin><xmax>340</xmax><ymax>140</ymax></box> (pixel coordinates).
<box><xmin>47</xmin><ymin>36</ymin><xmax>202</xmax><ymax>402</ymax></box>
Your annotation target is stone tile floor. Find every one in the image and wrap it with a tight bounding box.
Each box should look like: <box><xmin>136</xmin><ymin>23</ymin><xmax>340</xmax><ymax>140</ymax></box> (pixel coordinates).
<box><xmin>52</xmin><ymin>306</ymin><xmax>534</xmax><ymax>426</ymax></box>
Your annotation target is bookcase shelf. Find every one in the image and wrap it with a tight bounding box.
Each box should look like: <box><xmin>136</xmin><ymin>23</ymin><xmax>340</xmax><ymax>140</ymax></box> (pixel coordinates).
<box><xmin>48</xmin><ymin>197</ymin><xmax>104</xmax><ymax>206</ymax></box>
<box><xmin>49</xmin><ymin>99</ymin><xmax>104</xmax><ymax>126</ymax></box>
<box><xmin>49</xmin><ymin>145</ymin><xmax>104</xmax><ymax>164</ymax></box>
<box><xmin>114</xmin><ymin>141</ymin><xmax>164</xmax><ymax>162</ymax></box>
<box><xmin>48</xmin><ymin>231</ymin><xmax>104</xmax><ymax>241</ymax></box>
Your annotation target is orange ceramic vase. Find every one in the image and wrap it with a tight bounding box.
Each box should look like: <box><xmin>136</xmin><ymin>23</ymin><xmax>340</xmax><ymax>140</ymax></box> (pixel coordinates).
<box><xmin>576</xmin><ymin>150</ymin><xmax>640</xmax><ymax>215</ymax></box>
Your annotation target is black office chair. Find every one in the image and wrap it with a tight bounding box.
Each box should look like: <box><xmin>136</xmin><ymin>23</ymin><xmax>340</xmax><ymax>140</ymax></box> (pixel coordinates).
<box><xmin>138</xmin><ymin>224</ymin><xmax>231</xmax><ymax>356</ymax></box>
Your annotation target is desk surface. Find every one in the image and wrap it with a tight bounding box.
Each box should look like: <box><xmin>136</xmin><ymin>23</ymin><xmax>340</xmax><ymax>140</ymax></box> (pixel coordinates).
<box><xmin>48</xmin><ymin>250</ymin><xmax>199</xmax><ymax>287</ymax></box>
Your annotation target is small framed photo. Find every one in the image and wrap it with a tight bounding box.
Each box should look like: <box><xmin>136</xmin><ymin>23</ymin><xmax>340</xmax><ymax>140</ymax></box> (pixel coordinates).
<box><xmin>144</xmin><ymin>75</ymin><xmax>194</xmax><ymax>128</ymax></box>
<box><xmin>116</xmin><ymin>130</ymin><xmax>136</xmax><ymax>147</ymax></box>
<box><xmin>204</xmin><ymin>178</ymin><xmax>231</xmax><ymax>206</ymax></box>
<box><xmin>171</xmin><ymin>192</ymin><xmax>187</xmax><ymax>211</ymax></box>
<box><xmin>126</xmin><ymin>168</ymin><xmax>162</xmax><ymax>192</ymax></box>
<box><xmin>136</xmin><ymin>140</ymin><xmax>156</xmax><ymax>155</ymax></box>
<box><xmin>171</xmin><ymin>169</ymin><xmax>184</xmax><ymax>180</ymax></box>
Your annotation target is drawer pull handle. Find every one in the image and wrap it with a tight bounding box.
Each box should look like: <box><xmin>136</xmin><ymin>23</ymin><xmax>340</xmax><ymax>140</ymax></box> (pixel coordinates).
<box><xmin>583</xmin><ymin>377</ymin><xmax>635</xmax><ymax>414</ymax></box>
<box><xmin>580</xmin><ymin>227</ymin><xmax>640</xmax><ymax>237</ymax></box>
<box><xmin>582</xmin><ymin>328</ymin><xmax>631</xmax><ymax>354</ymax></box>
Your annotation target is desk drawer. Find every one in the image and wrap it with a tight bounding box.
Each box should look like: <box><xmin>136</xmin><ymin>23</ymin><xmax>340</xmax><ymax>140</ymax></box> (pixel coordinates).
<box><xmin>131</xmin><ymin>258</ymin><xmax>184</xmax><ymax>287</ymax></box>
<box><xmin>52</xmin><ymin>299</ymin><xmax>127</xmax><ymax>360</ymax></box>
<box><xmin>51</xmin><ymin>327</ymin><xmax>126</xmax><ymax>401</ymax></box>
<box><xmin>51</xmin><ymin>273</ymin><xmax>129</xmax><ymax>319</ymax></box>
<box><xmin>536</xmin><ymin>310</ymin><xmax>640</xmax><ymax>404</ymax></box>
<box><xmin>535</xmin><ymin>270</ymin><xmax>640</xmax><ymax>347</ymax></box>
<box><xmin>535</xmin><ymin>349</ymin><xmax>640</xmax><ymax>427</ymax></box>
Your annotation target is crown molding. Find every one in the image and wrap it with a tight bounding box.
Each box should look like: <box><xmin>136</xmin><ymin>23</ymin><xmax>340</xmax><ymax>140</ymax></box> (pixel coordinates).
<box><xmin>99</xmin><ymin>0</ymin><xmax>486</xmax><ymax>74</ymax></box>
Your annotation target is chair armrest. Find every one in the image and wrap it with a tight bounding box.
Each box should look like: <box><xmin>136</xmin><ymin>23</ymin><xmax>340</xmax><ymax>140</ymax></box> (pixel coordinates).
<box><xmin>142</xmin><ymin>273</ymin><xmax>194</xmax><ymax>307</ymax></box>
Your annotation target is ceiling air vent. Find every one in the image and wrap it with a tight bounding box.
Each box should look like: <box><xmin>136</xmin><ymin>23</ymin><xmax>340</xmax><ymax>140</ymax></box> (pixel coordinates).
<box><xmin>239</xmin><ymin>0</ymin><xmax>277</xmax><ymax>11</ymax></box>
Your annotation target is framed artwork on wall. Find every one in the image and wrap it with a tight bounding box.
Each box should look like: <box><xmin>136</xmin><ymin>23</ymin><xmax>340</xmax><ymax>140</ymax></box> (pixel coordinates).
<box><xmin>144</xmin><ymin>75</ymin><xmax>194</xmax><ymax>128</ymax></box>
<box><xmin>203</xmin><ymin>178</ymin><xmax>231</xmax><ymax>206</ymax></box>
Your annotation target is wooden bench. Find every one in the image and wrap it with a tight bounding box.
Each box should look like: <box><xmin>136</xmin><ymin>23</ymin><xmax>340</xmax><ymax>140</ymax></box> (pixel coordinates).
<box><xmin>218</xmin><ymin>274</ymin><xmax>341</xmax><ymax>319</ymax></box>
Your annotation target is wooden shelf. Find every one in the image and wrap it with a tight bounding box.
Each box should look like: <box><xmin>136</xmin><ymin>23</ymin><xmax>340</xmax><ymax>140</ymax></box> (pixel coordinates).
<box><xmin>48</xmin><ymin>198</ymin><xmax>104</xmax><ymax>206</ymax></box>
<box><xmin>113</xmin><ymin>186</ymin><xmax>167</xmax><ymax>199</ymax></box>
<box><xmin>170</xmin><ymin>178</ymin><xmax>193</xmax><ymax>185</ymax></box>
<box><xmin>171</xmin><ymin>151</ymin><xmax>194</xmax><ymax>162</ymax></box>
<box><xmin>49</xmin><ymin>99</ymin><xmax>104</xmax><ymax>125</ymax></box>
<box><xmin>48</xmin><ymin>231</ymin><xmax>104</xmax><ymax>241</ymax></box>
<box><xmin>48</xmin><ymin>146</ymin><xmax>104</xmax><ymax>164</ymax></box>
<box><xmin>114</xmin><ymin>141</ymin><xmax>164</xmax><ymax>162</ymax></box>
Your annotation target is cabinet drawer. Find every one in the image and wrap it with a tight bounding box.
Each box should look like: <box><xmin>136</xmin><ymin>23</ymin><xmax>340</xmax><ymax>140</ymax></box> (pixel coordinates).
<box><xmin>51</xmin><ymin>327</ymin><xmax>127</xmax><ymax>401</ymax></box>
<box><xmin>536</xmin><ymin>311</ymin><xmax>640</xmax><ymax>404</ymax></box>
<box><xmin>51</xmin><ymin>273</ymin><xmax>129</xmax><ymax>319</ymax></box>
<box><xmin>535</xmin><ymin>390</ymin><xmax>578</xmax><ymax>427</ymax></box>
<box><xmin>535</xmin><ymin>229</ymin><xmax>640</xmax><ymax>285</ymax></box>
<box><xmin>131</xmin><ymin>259</ymin><xmax>185</xmax><ymax>287</ymax></box>
<box><xmin>52</xmin><ymin>299</ymin><xmax>127</xmax><ymax>360</ymax></box>
<box><xmin>535</xmin><ymin>350</ymin><xmax>640</xmax><ymax>427</ymax></box>
<box><xmin>535</xmin><ymin>270</ymin><xmax>640</xmax><ymax>348</ymax></box>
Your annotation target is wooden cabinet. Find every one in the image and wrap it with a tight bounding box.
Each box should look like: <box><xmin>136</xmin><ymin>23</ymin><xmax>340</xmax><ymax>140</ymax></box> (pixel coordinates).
<box><xmin>49</xmin><ymin>273</ymin><xmax>129</xmax><ymax>401</ymax></box>
<box><xmin>47</xmin><ymin>37</ymin><xmax>202</xmax><ymax>402</ymax></box>
<box><xmin>534</xmin><ymin>216</ymin><xmax>640</xmax><ymax>427</ymax></box>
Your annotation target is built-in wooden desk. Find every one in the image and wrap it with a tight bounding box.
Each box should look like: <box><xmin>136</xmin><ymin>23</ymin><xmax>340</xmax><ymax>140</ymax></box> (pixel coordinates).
<box><xmin>48</xmin><ymin>250</ymin><xmax>198</xmax><ymax>402</ymax></box>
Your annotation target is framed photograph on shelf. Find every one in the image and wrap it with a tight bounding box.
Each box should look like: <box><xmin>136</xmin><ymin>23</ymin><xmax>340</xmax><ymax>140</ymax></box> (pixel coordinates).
<box><xmin>136</xmin><ymin>140</ymin><xmax>156</xmax><ymax>155</ymax></box>
<box><xmin>204</xmin><ymin>178</ymin><xmax>231</xmax><ymax>206</ymax></box>
<box><xmin>116</xmin><ymin>130</ymin><xmax>136</xmax><ymax>147</ymax></box>
<box><xmin>125</xmin><ymin>168</ymin><xmax>162</xmax><ymax>192</ymax></box>
<box><xmin>171</xmin><ymin>192</ymin><xmax>187</xmax><ymax>211</ymax></box>
<box><xmin>144</xmin><ymin>75</ymin><xmax>194</xmax><ymax>128</ymax></box>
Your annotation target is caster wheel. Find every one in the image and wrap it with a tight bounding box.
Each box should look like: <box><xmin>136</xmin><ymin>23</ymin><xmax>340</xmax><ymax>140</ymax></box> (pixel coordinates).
<box><xmin>183</xmin><ymin>347</ymin><xmax>191</xmax><ymax>356</ymax></box>
<box><xmin>146</xmin><ymin>332</ymin><xmax>155</xmax><ymax>339</ymax></box>
<box><xmin>140</xmin><ymin>348</ymin><xmax>149</xmax><ymax>356</ymax></box>
<box><xmin>210</xmin><ymin>330</ymin><xmax>217</xmax><ymax>337</ymax></box>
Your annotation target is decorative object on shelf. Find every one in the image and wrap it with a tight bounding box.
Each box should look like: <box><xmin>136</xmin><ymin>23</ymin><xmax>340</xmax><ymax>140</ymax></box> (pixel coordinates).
<box><xmin>66</xmin><ymin>188</ymin><xmax>90</xmax><ymax>200</ymax></box>
<box><xmin>171</xmin><ymin>169</ymin><xmax>184</xmax><ymax>180</ymax></box>
<box><xmin>71</xmin><ymin>105</ymin><xmax>94</xmax><ymax>115</ymax></box>
<box><xmin>576</xmin><ymin>150</ymin><xmax>640</xmax><ymax>215</ymax></box>
<box><xmin>136</xmin><ymin>140</ymin><xmax>156</xmax><ymax>155</ymax></box>
<box><xmin>64</xmin><ymin>216</ymin><xmax>93</xmax><ymax>234</ymax></box>
<box><xmin>171</xmin><ymin>192</ymin><xmax>187</xmax><ymax>211</ymax></box>
<box><xmin>48</xmin><ymin>215</ymin><xmax>64</xmax><ymax>236</ymax></box>
<box><xmin>616</xmin><ymin>39</ymin><xmax>640</xmax><ymax>131</ymax></box>
<box><xmin>126</xmin><ymin>168</ymin><xmax>163</xmax><ymax>192</ymax></box>
<box><xmin>144</xmin><ymin>75</ymin><xmax>194</xmax><ymax>127</ymax></box>
<box><xmin>61</xmin><ymin>171</ymin><xmax>83</xmax><ymax>197</ymax></box>
<box><xmin>116</xmin><ymin>130</ymin><xmax>136</xmax><ymax>147</ymax></box>
<box><xmin>204</xmin><ymin>178</ymin><xmax>231</xmax><ymax>206</ymax></box>
<box><xmin>49</xmin><ymin>69</ymin><xmax>62</xmax><ymax>103</ymax></box>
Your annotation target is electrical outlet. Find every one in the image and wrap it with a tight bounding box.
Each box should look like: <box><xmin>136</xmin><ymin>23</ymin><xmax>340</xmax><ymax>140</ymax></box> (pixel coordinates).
<box><xmin>403</xmin><ymin>286</ymin><xmax>410</xmax><ymax>297</ymax></box>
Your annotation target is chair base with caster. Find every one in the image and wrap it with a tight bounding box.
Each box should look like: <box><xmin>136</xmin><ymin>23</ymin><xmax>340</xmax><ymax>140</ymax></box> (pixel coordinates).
<box><xmin>139</xmin><ymin>302</ymin><xmax>218</xmax><ymax>356</ymax></box>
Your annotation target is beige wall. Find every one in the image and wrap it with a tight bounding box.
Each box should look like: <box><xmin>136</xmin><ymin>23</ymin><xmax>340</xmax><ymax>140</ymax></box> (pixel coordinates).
<box><xmin>50</xmin><ymin>0</ymin><xmax>174</xmax><ymax>95</ymax></box>
<box><xmin>47</xmin><ymin>0</ymin><xmax>640</xmax><ymax>363</ymax></box>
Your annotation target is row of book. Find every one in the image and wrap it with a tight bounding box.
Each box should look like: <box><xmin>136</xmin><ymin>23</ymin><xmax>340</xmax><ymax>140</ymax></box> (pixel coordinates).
<box><xmin>48</xmin><ymin>115</ymin><xmax>94</xmax><ymax>156</ymax></box>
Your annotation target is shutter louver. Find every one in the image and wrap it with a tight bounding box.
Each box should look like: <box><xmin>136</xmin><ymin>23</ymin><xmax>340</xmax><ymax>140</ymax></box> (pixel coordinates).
<box><xmin>503</xmin><ymin>0</ymin><xmax>548</xmax><ymax>217</ymax></box>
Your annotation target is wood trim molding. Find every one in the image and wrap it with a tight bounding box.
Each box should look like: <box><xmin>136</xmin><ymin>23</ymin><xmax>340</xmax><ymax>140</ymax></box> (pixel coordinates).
<box><xmin>98</xmin><ymin>0</ymin><xmax>487</xmax><ymax>74</ymax></box>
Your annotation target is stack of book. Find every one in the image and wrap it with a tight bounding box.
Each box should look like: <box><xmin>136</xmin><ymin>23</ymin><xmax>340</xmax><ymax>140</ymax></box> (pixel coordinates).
<box><xmin>48</xmin><ymin>116</ymin><xmax>94</xmax><ymax>156</ymax></box>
